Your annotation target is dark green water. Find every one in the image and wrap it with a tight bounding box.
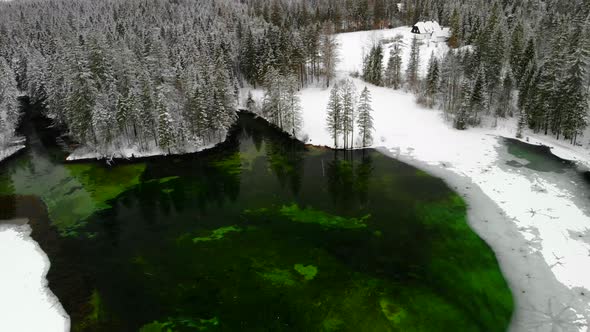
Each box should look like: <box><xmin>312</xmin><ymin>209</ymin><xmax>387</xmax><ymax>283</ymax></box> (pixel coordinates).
<box><xmin>504</xmin><ymin>138</ymin><xmax>576</xmax><ymax>173</ymax></box>
<box><xmin>0</xmin><ymin>110</ymin><xmax>513</xmax><ymax>331</ymax></box>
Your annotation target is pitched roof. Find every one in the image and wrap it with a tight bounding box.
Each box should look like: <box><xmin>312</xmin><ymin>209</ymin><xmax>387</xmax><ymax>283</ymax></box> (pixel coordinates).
<box><xmin>413</xmin><ymin>21</ymin><xmax>441</xmax><ymax>34</ymax></box>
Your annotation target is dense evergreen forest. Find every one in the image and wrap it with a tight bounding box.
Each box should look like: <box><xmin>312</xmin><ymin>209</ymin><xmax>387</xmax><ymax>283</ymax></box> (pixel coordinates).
<box><xmin>0</xmin><ymin>0</ymin><xmax>589</xmax><ymax>155</ymax></box>
<box><xmin>360</xmin><ymin>0</ymin><xmax>590</xmax><ymax>143</ymax></box>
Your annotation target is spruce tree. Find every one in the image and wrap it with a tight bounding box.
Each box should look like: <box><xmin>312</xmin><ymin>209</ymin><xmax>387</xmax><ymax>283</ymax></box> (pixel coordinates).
<box><xmin>357</xmin><ymin>86</ymin><xmax>374</xmax><ymax>147</ymax></box>
<box><xmin>455</xmin><ymin>79</ymin><xmax>471</xmax><ymax>130</ymax></box>
<box><xmin>425</xmin><ymin>54</ymin><xmax>440</xmax><ymax>108</ymax></box>
<box><xmin>384</xmin><ymin>45</ymin><xmax>402</xmax><ymax>89</ymax></box>
<box><xmin>469</xmin><ymin>68</ymin><xmax>486</xmax><ymax>125</ymax></box>
<box><xmin>509</xmin><ymin>22</ymin><xmax>524</xmax><ymax>82</ymax></box>
<box><xmin>448</xmin><ymin>8</ymin><xmax>461</xmax><ymax>48</ymax></box>
<box><xmin>341</xmin><ymin>79</ymin><xmax>357</xmax><ymax>149</ymax></box>
<box><xmin>406</xmin><ymin>36</ymin><xmax>421</xmax><ymax>90</ymax></box>
<box><xmin>362</xmin><ymin>44</ymin><xmax>384</xmax><ymax>86</ymax></box>
<box><xmin>156</xmin><ymin>87</ymin><xmax>174</xmax><ymax>152</ymax></box>
<box><xmin>326</xmin><ymin>83</ymin><xmax>342</xmax><ymax>148</ymax></box>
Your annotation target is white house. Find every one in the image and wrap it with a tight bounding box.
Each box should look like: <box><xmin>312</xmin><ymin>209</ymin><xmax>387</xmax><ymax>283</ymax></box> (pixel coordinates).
<box><xmin>410</xmin><ymin>20</ymin><xmax>450</xmax><ymax>42</ymax></box>
<box><xmin>411</xmin><ymin>21</ymin><xmax>441</xmax><ymax>34</ymax></box>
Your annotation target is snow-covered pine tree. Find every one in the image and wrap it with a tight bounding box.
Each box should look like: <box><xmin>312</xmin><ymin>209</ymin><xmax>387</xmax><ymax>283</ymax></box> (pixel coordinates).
<box><xmin>516</xmin><ymin>109</ymin><xmax>526</xmax><ymax>139</ymax></box>
<box><xmin>326</xmin><ymin>83</ymin><xmax>342</xmax><ymax>148</ymax></box>
<box><xmin>440</xmin><ymin>50</ymin><xmax>462</xmax><ymax>119</ymax></box>
<box><xmin>384</xmin><ymin>43</ymin><xmax>402</xmax><ymax>89</ymax></box>
<box><xmin>561</xmin><ymin>24</ymin><xmax>589</xmax><ymax>144</ymax></box>
<box><xmin>284</xmin><ymin>74</ymin><xmax>303</xmax><ymax>136</ymax></box>
<box><xmin>425</xmin><ymin>53</ymin><xmax>440</xmax><ymax>108</ymax></box>
<box><xmin>320</xmin><ymin>23</ymin><xmax>338</xmax><ymax>88</ymax></box>
<box><xmin>509</xmin><ymin>22</ymin><xmax>524</xmax><ymax>81</ymax></box>
<box><xmin>65</xmin><ymin>56</ymin><xmax>97</xmax><ymax>145</ymax></box>
<box><xmin>156</xmin><ymin>85</ymin><xmax>174</xmax><ymax>153</ymax></box>
<box><xmin>340</xmin><ymin>79</ymin><xmax>357</xmax><ymax>149</ymax></box>
<box><xmin>516</xmin><ymin>39</ymin><xmax>536</xmax><ymax>86</ymax></box>
<box><xmin>357</xmin><ymin>86</ymin><xmax>374</xmax><ymax>147</ymax></box>
<box><xmin>262</xmin><ymin>67</ymin><xmax>283</xmax><ymax>128</ymax></box>
<box><xmin>362</xmin><ymin>44</ymin><xmax>384</xmax><ymax>86</ymax></box>
<box><xmin>448</xmin><ymin>8</ymin><xmax>461</xmax><ymax>48</ymax></box>
<box><xmin>406</xmin><ymin>35</ymin><xmax>421</xmax><ymax>90</ymax></box>
<box><xmin>469</xmin><ymin>67</ymin><xmax>486</xmax><ymax>126</ymax></box>
<box><xmin>496</xmin><ymin>73</ymin><xmax>514</xmax><ymax>118</ymax></box>
<box><xmin>454</xmin><ymin>79</ymin><xmax>472</xmax><ymax>130</ymax></box>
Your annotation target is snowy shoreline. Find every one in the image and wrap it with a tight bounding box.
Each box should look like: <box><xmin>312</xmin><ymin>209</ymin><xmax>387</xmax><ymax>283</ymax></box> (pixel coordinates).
<box><xmin>65</xmin><ymin>133</ymin><xmax>228</xmax><ymax>162</ymax></box>
<box><xmin>379</xmin><ymin>147</ymin><xmax>589</xmax><ymax>331</ymax></box>
<box><xmin>0</xmin><ymin>221</ymin><xmax>70</xmax><ymax>332</ymax></box>
<box><xmin>0</xmin><ymin>144</ymin><xmax>25</xmax><ymax>164</ymax></box>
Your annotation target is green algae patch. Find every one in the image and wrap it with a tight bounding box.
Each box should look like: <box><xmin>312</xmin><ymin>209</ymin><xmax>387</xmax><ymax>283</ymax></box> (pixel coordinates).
<box><xmin>294</xmin><ymin>264</ymin><xmax>317</xmax><ymax>281</ymax></box>
<box><xmin>321</xmin><ymin>318</ymin><xmax>344</xmax><ymax>331</ymax></box>
<box><xmin>279</xmin><ymin>203</ymin><xmax>369</xmax><ymax>229</ymax></box>
<box><xmin>145</xmin><ymin>176</ymin><xmax>179</xmax><ymax>184</ymax></box>
<box><xmin>211</xmin><ymin>152</ymin><xmax>242</xmax><ymax>176</ymax></box>
<box><xmin>193</xmin><ymin>225</ymin><xmax>241</xmax><ymax>243</ymax></box>
<box><xmin>379</xmin><ymin>298</ymin><xmax>406</xmax><ymax>325</ymax></box>
<box><xmin>415</xmin><ymin>193</ymin><xmax>514</xmax><ymax>329</ymax></box>
<box><xmin>140</xmin><ymin>317</ymin><xmax>219</xmax><ymax>331</ymax></box>
<box><xmin>66</xmin><ymin>163</ymin><xmax>146</xmax><ymax>207</ymax></box>
<box><xmin>258</xmin><ymin>268</ymin><xmax>297</xmax><ymax>286</ymax></box>
<box><xmin>75</xmin><ymin>289</ymin><xmax>108</xmax><ymax>331</ymax></box>
<box><xmin>48</xmin><ymin>163</ymin><xmax>146</xmax><ymax>235</ymax></box>
<box><xmin>1</xmin><ymin>159</ymin><xmax>146</xmax><ymax>236</ymax></box>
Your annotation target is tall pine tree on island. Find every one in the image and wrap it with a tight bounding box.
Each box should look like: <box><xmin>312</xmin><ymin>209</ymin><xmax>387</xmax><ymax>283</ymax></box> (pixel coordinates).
<box><xmin>341</xmin><ymin>79</ymin><xmax>357</xmax><ymax>149</ymax></box>
<box><xmin>357</xmin><ymin>86</ymin><xmax>374</xmax><ymax>147</ymax></box>
<box><xmin>326</xmin><ymin>83</ymin><xmax>342</xmax><ymax>148</ymax></box>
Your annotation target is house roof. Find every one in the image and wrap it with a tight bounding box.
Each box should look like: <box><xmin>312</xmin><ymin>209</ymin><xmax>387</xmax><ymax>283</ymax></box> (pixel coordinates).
<box><xmin>413</xmin><ymin>21</ymin><xmax>441</xmax><ymax>34</ymax></box>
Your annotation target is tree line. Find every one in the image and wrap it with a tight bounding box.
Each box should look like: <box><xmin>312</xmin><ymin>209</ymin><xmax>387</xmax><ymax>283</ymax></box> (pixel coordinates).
<box><xmin>0</xmin><ymin>0</ymin><xmax>588</xmax><ymax>156</ymax></box>
<box><xmin>0</xmin><ymin>57</ymin><xmax>20</xmax><ymax>152</ymax></box>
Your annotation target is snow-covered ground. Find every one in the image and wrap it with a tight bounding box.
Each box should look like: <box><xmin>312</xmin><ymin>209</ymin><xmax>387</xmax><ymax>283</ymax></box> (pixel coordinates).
<box><xmin>247</xmin><ymin>26</ymin><xmax>590</xmax><ymax>331</ymax></box>
<box><xmin>0</xmin><ymin>144</ymin><xmax>25</xmax><ymax>163</ymax></box>
<box><xmin>66</xmin><ymin>134</ymin><xmax>226</xmax><ymax>161</ymax></box>
<box><xmin>0</xmin><ymin>221</ymin><xmax>69</xmax><ymax>332</ymax></box>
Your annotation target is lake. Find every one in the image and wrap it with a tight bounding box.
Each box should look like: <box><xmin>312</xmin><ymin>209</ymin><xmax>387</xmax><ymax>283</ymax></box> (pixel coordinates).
<box><xmin>0</xmin><ymin>104</ymin><xmax>513</xmax><ymax>331</ymax></box>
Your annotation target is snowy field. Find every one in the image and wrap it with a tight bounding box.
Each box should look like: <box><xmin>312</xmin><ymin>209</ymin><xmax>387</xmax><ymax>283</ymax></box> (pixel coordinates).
<box><xmin>248</xmin><ymin>26</ymin><xmax>590</xmax><ymax>330</ymax></box>
<box><xmin>0</xmin><ymin>222</ymin><xmax>69</xmax><ymax>332</ymax></box>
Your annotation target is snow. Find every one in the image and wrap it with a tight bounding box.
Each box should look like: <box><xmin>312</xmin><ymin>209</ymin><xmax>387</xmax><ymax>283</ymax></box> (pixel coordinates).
<box><xmin>246</xmin><ymin>26</ymin><xmax>590</xmax><ymax>330</ymax></box>
<box><xmin>0</xmin><ymin>222</ymin><xmax>69</xmax><ymax>332</ymax></box>
<box><xmin>0</xmin><ymin>144</ymin><xmax>25</xmax><ymax>163</ymax></box>
<box><xmin>330</xmin><ymin>27</ymin><xmax>449</xmax><ymax>77</ymax></box>
<box><xmin>66</xmin><ymin>135</ymin><xmax>227</xmax><ymax>161</ymax></box>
